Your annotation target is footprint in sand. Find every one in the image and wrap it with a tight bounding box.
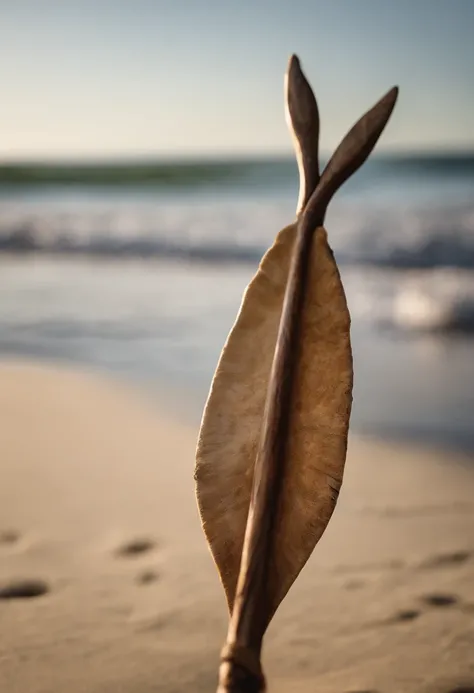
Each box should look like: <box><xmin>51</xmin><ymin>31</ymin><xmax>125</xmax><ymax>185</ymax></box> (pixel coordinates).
<box><xmin>420</xmin><ymin>551</ymin><xmax>471</xmax><ymax>570</ymax></box>
<box><xmin>0</xmin><ymin>529</ymin><xmax>20</xmax><ymax>545</ymax></box>
<box><xmin>136</xmin><ymin>569</ymin><xmax>159</xmax><ymax>585</ymax></box>
<box><xmin>363</xmin><ymin>606</ymin><xmax>422</xmax><ymax>630</ymax></box>
<box><xmin>375</xmin><ymin>592</ymin><xmax>462</xmax><ymax>628</ymax></box>
<box><xmin>389</xmin><ymin>608</ymin><xmax>421</xmax><ymax>623</ymax></box>
<box><xmin>114</xmin><ymin>538</ymin><xmax>156</xmax><ymax>559</ymax></box>
<box><xmin>0</xmin><ymin>579</ymin><xmax>49</xmax><ymax>600</ymax></box>
<box><xmin>420</xmin><ymin>593</ymin><xmax>459</xmax><ymax>608</ymax></box>
<box><xmin>344</xmin><ymin>578</ymin><xmax>366</xmax><ymax>591</ymax></box>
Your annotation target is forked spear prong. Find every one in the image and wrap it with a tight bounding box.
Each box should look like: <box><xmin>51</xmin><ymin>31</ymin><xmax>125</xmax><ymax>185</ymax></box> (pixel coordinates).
<box><xmin>214</xmin><ymin>56</ymin><xmax>398</xmax><ymax>693</ymax></box>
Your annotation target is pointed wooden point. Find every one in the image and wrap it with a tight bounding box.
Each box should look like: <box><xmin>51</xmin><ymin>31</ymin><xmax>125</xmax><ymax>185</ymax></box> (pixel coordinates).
<box><xmin>301</xmin><ymin>84</ymin><xmax>399</xmax><ymax>229</ymax></box>
<box><xmin>285</xmin><ymin>54</ymin><xmax>320</xmax><ymax>215</ymax></box>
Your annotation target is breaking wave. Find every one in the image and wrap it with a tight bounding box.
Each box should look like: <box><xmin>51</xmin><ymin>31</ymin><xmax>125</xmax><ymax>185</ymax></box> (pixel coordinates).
<box><xmin>1</xmin><ymin>199</ymin><xmax>474</xmax><ymax>271</ymax></box>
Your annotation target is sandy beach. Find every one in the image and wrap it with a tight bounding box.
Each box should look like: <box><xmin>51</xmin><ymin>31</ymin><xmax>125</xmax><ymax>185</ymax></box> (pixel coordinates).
<box><xmin>1</xmin><ymin>359</ymin><xmax>473</xmax><ymax>693</ymax></box>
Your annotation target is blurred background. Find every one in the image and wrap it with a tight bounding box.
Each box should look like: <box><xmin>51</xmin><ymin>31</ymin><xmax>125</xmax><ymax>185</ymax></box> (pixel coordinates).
<box><xmin>1</xmin><ymin>0</ymin><xmax>474</xmax><ymax>450</ymax></box>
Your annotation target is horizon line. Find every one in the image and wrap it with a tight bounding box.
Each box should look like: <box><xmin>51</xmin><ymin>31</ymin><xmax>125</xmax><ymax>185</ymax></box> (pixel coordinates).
<box><xmin>2</xmin><ymin>145</ymin><xmax>474</xmax><ymax>166</ymax></box>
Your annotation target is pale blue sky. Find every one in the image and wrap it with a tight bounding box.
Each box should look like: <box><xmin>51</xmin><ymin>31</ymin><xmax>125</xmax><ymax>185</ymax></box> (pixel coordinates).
<box><xmin>0</xmin><ymin>0</ymin><xmax>473</xmax><ymax>160</ymax></box>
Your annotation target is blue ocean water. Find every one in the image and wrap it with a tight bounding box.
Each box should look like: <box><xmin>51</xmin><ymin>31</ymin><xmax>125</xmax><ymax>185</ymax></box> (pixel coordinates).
<box><xmin>1</xmin><ymin>155</ymin><xmax>474</xmax><ymax>450</ymax></box>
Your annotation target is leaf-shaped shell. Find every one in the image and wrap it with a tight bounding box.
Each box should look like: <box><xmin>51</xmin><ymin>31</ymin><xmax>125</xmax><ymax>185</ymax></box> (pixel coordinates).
<box><xmin>195</xmin><ymin>223</ymin><xmax>352</xmax><ymax>618</ymax></box>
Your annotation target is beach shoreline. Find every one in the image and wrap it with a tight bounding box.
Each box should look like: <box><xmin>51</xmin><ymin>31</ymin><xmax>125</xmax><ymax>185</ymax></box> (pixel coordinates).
<box><xmin>1</xmin><ymin>359</ymin><xmax>473</xmax><ymax>693</ymax></box>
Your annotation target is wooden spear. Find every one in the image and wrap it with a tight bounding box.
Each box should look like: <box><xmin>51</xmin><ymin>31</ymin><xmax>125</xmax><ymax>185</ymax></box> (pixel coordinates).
<box><xmin>195</xmin><ymin>55</ymin><xmax>399</xmax><ymax>693</ymax></box>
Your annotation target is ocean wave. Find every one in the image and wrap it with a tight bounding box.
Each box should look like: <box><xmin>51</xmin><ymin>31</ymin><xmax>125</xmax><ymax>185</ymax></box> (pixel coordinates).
<box><xmin>327</xmin><ymin>201</ymin><xmax>474</xmax><ymax>270</ymax></box>
<box><xmin>0</xmin><ymin>226</ymin><xmax>265</xmax><ymax>263</ymax></box>
<box><xmin>1</xmin><ymin>187</ymin><xmax>474</xmax><ymax>271</ymax></box>
<box><xmin>356</xmin><ymin>234</ymin><xmax>474</xmax><ymax>270</ymax></box>
<box><xmin>351</xmin><ymin>269</ymin><xmax>474</xmax><ymax>334</ymax></box>
<box><xmin>2</xmin><ymin>223</ymin><xmax>474</xmax><ymax>270</ymax></box>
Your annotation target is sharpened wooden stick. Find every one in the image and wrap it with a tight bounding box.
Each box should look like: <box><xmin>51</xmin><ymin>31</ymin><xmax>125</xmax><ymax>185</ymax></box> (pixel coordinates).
<box><xmin>216</xmin><ymin>56</ymin><xmax>322</xmax><ymax>693</ymax></box>
<box><xmin>285</xmin><ymin>55</ymin><xmax>320</xmax><ymax>215</ymax></box>
<box><xmin>214</xmin><ymin>56</ymin><xmax>398</xmax><ymax>693</ymax></box>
